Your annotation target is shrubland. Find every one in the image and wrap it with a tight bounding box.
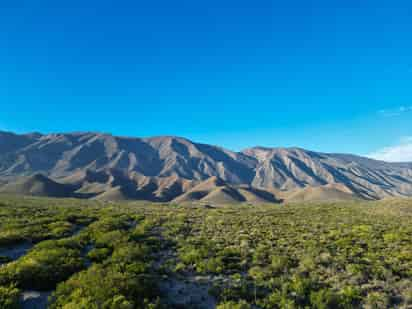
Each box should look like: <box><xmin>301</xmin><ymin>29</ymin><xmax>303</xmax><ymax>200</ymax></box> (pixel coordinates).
<box><xmin>0</xmin><ymin>196</ymin><xmax>412</xmax><ymax>308</ymax></box>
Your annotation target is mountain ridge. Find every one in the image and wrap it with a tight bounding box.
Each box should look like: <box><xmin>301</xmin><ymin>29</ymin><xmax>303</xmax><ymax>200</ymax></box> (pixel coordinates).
<box><xmin>2</xmin><ymin>130</ymin><xmax>410</xmax><ymax>164</ymax></box>
<box><xmin>1</xmin><ymin>130</ymin><xmax>412</xmax><ymax>203</ymax></box>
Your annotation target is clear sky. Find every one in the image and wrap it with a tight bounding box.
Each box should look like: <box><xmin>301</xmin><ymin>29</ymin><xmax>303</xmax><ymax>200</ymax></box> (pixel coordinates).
<box><xmin>1</xmin><ymin>0</ymin><xmax>412</xmax><ymax>161</ymax></box>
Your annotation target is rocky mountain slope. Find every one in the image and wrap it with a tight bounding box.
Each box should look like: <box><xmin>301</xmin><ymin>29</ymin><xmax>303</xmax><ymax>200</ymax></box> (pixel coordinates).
<box><xmin>0</xmin><ymin>130</ymin><xmax>411</xmax><ymax>203</ymax></box>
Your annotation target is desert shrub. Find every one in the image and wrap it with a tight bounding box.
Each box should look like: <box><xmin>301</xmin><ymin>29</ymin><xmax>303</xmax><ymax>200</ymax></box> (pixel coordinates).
<box><xmin>87</xmin><ymin>247</ymin><xmax>112</xmax><ymax>262</ymax></box>
<box><xmin>0</xmin><ymin>246</ymin><xmax>84</xmax><ymax>290</ymax></box>
<box><xmin>217</xmin><ymin>300</ymin><xmax>251</xmax><ymax>309</ymax></box>
<box><xmin>310</xmin><ymin>289</ymin><xmax>340</xmax><ymax>309</ymax></box>
<box><xmin>364</xmin><ymin>292</ymin><xmax>389</xmax><ymax>309</ymax></box>
<box><xmin>271</xmin><ymin>254</ymin><xmax>295</xmax><ymax>274</ymax></box>
<box><xmin>94</xmin><ymin>230</ymin><xmax>128</xmax><ymax>249</ymax></box>
<box><xmin>258</xmin><ymin>288</ymin><xmax>294</xmax><ymax>309</ymax></box>
<box><xmin>0</xmin><ymin>284</ymin><xmax>20</xmax><ymax>309</ymax></box>
<box><xmin>49</xmin><ymin>264</ymin><xmax>158</xmax><ymax>309</ymax></box>
<box><xmin>339</xmin><ymin>286</ymin><xmax>362</xmax><ymax>308</ymax></box>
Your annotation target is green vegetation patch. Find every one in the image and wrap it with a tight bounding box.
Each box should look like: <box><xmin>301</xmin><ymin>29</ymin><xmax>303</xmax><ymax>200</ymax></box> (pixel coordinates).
<box><xmin>0</xmin><ymin>196</ymin><xmax>412</xmax><ymax>308</ymax></box>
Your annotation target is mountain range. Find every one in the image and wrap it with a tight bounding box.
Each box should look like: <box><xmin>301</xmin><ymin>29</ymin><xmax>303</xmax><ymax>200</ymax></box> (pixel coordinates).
<box><xmin>0</xmin><ymin>130</ymin><xmax>412</xmax><ymax>204</ymax></box>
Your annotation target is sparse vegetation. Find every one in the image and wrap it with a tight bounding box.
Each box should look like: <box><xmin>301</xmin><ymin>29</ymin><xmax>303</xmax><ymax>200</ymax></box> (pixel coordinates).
<box><xmin>0</xmin><ymin>196</ymin><xmax>412</xmax><ymax>308</ymax></box>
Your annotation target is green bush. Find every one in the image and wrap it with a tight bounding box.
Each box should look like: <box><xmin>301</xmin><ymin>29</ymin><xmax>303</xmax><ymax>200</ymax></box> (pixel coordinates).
<box><xmin>0</xmin><ymin>284</ymin><xmax>20</xmax><ymax>309</ymax></box>
<box><xmin>310</xmin><ymin>289</ymin><xmax>340</xmax><ymax>309</ymax></box>
<box><xmin>217</xmin><ymin>300</ymin><xmax>251</xmax><ymax>309</ymax></box>
<box><xmin>49</xmin><ymin>264</ymin><xmax>158</xmax><ymax>309</ymax></box>
<box><xmin>87</xmin><ymin>247</ymin><xmax>112</xmax><ymax>263</ymax></box>
<box><xmin>0</xmin><ymin>246</ymin><xmax>84</xmax><ymax>290</ymax></box>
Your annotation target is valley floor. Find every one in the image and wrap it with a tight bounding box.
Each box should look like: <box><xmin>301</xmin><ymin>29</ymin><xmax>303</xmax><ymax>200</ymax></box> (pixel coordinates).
<box><xmin>0</xmin><ymin>196</ymin><xmax>412</xmax><ymax>308</ymax></box>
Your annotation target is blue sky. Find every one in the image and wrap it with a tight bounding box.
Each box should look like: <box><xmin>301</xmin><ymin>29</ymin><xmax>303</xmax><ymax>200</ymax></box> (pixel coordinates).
<box><xmin>1</xmin><ymin>0</ymin><xmax>412</xmax><ymax>160</ymax></box>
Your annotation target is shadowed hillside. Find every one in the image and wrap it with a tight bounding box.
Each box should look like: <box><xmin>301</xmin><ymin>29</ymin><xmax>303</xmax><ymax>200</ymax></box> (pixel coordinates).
<box><xmin>0</xmin><ymin>174</ymin><xmax>76</xmax><ymax>198</ymax></box>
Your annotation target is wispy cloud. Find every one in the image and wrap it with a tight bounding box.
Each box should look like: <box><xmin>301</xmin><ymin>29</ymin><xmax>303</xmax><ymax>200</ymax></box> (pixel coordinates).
<box><xmin>368</xmin><ymin>137</ymin><xmax>412</xmax><ymax>162</ymax></box>
<box><xmin>378</xmin><ymin>106</ymin><xmax>412</xmax><ymax>117</ymax></box>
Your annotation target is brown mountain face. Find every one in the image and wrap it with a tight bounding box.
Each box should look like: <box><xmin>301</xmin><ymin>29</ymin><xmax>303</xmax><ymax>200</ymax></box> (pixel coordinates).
<box><xmin>244</xmin><ymin>147</ymin><xmax>412</xmax><ymax>199</ymax></box>
<box><xmin>0</xmin><ymin>131</ymin><xmax>411</xmax><ymax>203</ymax></box>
